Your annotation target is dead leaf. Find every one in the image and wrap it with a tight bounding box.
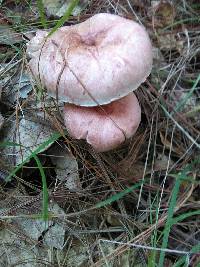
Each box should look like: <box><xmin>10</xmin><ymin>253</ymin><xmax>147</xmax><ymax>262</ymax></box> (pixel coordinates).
<box><xmin>157</xmin><ymin>33</ymin><xmax>184</xmax><ymax>53</ymax></box>
<box><xmin>3</xmin><ymin>71</ymin><xmax>33</xmax><ymax>104</ymax></box>
<box><xmin>152</xmin><ymin>1</ymin><xmax>175</xmax><ymax>27</ymax></box>
<box><xmin>18</xmin><ymin>73</ymin><xmax>33</xmax><ymax>99</ymax></box>
<box><xmin>0</xmin><ymin>201</ymin><xmax>66</xmax><ymax>266</ymax></box>
<box><xmin>0</xmin><ymin>228</ymin><xmax>48</xmax><ymax>267</ymax></box>
<box><xmin>43</xmin><ymin>0</ymin><xmax>85</xmax><ymax>18</ymax></box>
<box><xmin>0</xmin><ymin>25</ymin><xmax>22</xmax><ymax>45</ymax></box>
<box><xmin>17</xmin><ymin>203</ymin><xmax>66</xmax><ymax>249</ymax></box>
<box><xmin>49</xmin><ymin>146</ymin><xmax>81</xmax><ymax>190</ymax></box>
<box><xmin>154</xmin><ymin>153</ymin><xmax>174</xmax><ymax>171</ymax></box>
<box><xmin>1</xmin><ymin>114</ymin><xmax>55</xmax><ymax>166</ymax></box>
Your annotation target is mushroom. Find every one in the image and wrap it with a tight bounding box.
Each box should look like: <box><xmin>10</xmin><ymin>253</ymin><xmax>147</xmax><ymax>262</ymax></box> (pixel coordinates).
<box><xmin>27</xmin><ymin>13</ymin><xmax>152</xmax><ymax>152</ymax></box>
<box><xmin>64</xmin><ymin>93</ymin><xmax>141</xmax><ymax>152</ymax></box>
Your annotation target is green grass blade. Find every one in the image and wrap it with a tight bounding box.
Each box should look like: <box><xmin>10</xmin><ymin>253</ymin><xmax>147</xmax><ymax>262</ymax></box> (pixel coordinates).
<box><xmin>157</xmin><ymin>159</ymin><xmax>199</xmax><ymax>265</ymax></box>
<box><xmin>148</xmin><ymin>194</ymin><xmax>161</xmax><ymax>267</ymax></box>
<box><xmin>172</xmin><ymin>256</ymin><xmax>189</xmax><ymax>267</ymax></box>
<box><xmin>158</xmin><ymin>167</ymin><xmax>190</xmax><ymax>266</ymax></box>
<box><xmin>36</xmin><ymin>0</ymin><xmax>47</xmax><ymax>28</ymax></box>
<box><xmin>47</xmin><ymin>0</ymin><xmax>79</xmax><ymax>37</ymax></box>
<box><xmin>4</xmin><ymin>132</ymin><xmax>61</xmax><ymax>182</ymax></box>
<box><xmin>95</xmin><ymin>182</ymin><xmax>142</xmax><ymax>209</ymax></box>
<box><xmin>148</xmin><ymin>250</ymin><xmax>157</xmax><ymax>267</ymax></box>
<box><xmin>1</xmin><ymin>132</ymin><xmax>61</xmax><ymax>220</ymax></box>
<box><xmin>172</xmin><ymin>210</ymin><xmax>200</xmax><ymax>225</ymax></box>
<box><xmin>32</xmin><ymin>154</ymin><xmax>49</xmax><ymax>221</ymax></box>
<box><xmin>172</xmin><ymin>74</ymin><xmax>200</xmax><ymax>115</ymax></box>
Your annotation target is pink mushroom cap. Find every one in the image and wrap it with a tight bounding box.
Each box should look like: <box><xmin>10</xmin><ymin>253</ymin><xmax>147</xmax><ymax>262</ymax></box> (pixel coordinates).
<box><xmin>27</xmin><ymin>13</ymin><xmax>152</xmax><ymax>106</ymax></box>
<box><xmin>63</xmin><ymin>93</ymin><xmax>141</xmax><ymax>152</ymax></box>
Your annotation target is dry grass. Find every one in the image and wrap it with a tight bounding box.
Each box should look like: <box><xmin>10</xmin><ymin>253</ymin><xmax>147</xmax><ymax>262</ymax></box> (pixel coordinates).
<box><xmin>0</xmin><ymin>0</ymin><xmax>200</xmax><ymax>266</ymax></box>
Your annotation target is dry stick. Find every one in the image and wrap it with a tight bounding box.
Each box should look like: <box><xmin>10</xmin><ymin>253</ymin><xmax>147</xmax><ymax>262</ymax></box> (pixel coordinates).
<box><xmin>99</xmin><ymin>239</ymin><xmax>191</xmax><ymax>256</ymax></box>
<box><xmin>93</xmin><ymin>183</ymin><xmax>195</xmax><ymax>266</ymax></box>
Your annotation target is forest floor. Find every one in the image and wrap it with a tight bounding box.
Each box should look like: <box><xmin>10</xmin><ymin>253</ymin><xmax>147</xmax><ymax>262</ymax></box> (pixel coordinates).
<box><xmin>0</xmin><ymin>1</ymin><xmax>200</xmax><ymax>266</ymax></box>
